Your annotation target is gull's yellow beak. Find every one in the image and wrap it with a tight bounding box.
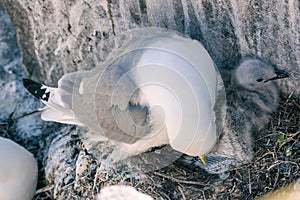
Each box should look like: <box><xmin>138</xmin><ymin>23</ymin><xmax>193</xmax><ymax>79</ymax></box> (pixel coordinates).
<box><xmin>199</xmin><ymin>155</ymin><xmax>207</xmax><ymax>165</ymax></box>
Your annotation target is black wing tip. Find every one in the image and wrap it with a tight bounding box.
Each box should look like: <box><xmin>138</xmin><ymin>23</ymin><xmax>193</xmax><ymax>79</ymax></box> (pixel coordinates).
<box><xmin>22</xmin><ymin>78</ymin><xmax>37</xmax><ymax>86</ymax></box>
<box><xmin>22</xmin><ymin>78</ymin><xmax>50</xmax><ymax>101</ymax></box>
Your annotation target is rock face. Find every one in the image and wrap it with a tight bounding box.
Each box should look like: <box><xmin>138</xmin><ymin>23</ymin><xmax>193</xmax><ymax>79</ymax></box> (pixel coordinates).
<box><xmin>0</xmin><ymin>2</ymin><xmax>22</xmax><ymax>119</ymax></box>
<box><xmin>1</xmin><ymin>0</ymin><xmax>299</xmax><ymax>96</ymax></box>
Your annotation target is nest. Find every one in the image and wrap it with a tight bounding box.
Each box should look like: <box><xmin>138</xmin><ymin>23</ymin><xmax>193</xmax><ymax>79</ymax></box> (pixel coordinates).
<box><xmin>1</xmin><ymin>94</ymin><xmax>299</xmax><ymax>200</ymax></box>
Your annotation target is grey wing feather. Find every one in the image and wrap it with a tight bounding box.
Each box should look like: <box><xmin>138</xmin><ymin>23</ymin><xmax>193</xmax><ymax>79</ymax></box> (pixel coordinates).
<box><xmin>71</xmin><ymin>58</ymin><xmax>151</xmax><ymax>144</ymax></box>
<box><xmin>41</xmin><ymin>52</ymin><xmax>152</xmax><ymax>144</ymax></box>
<box><xmin>111</xmin><ymin>104</ymin><xmax>151</xmax><ymax>139</ymax></box>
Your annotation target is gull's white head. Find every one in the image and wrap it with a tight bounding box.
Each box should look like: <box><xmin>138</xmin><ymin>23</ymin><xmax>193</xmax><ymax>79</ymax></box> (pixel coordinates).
<box><xmin>235</xmin><ymin>58</ymin><xmax>289</xmax><ymax>91</ymax></box>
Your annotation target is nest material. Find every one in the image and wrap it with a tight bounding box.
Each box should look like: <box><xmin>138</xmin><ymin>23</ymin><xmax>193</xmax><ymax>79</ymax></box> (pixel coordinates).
<box><xmin>1</xmin><ymin>95</ymin><xmax>299</xmax><ymax>200</ymax></box>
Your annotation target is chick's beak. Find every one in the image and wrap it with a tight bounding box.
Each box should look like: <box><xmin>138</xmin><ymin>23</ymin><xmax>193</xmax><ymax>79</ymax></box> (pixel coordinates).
<box><xmin>199</xmin><ymin>155</ymin><xmax>207</xmax><ymax>165</ymax></box>
<box><xmin>264</xmin><ymin>68</ymin><xmax>289</xmax><ymax>83</ymax></box>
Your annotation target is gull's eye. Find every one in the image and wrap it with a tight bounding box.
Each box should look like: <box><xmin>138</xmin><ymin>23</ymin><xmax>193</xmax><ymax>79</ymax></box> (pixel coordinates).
<box><xmin>256</xmin><ymin>78</ymin><xmax>264</xmax><ymax>82</ymax></box>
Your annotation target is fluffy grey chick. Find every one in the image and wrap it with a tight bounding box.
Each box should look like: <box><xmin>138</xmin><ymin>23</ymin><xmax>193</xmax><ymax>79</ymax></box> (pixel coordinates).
<box><xmin>196</xmin><ymin>57</ymin><xmax>289</xmax><ymax>175</ymax></box>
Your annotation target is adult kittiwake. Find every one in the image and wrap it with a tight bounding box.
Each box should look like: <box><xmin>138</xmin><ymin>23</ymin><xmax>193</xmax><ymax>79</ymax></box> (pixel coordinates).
<box><xmin>23</xmin><ymin>29</ymin><xmax>226</xmax><ymax>169</ymax></box>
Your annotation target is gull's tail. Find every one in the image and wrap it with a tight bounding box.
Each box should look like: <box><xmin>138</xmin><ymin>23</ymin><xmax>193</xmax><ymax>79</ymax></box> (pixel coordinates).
<box><xmin>22</xmin><ymin>78</ymin><xmax>82</xmax><ymax>125</ymax></box>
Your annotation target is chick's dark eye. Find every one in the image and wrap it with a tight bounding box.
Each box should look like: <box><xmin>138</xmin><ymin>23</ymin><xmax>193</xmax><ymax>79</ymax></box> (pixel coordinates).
<box><xmin>256</xmin><ymin>78</ymin><xmax>264</xmax><ymax>82</ymax></box>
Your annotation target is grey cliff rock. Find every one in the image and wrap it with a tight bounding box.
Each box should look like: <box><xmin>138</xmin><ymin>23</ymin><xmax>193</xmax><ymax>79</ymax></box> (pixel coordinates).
<box><xmin>1</xmin><ymin>0</ymin><xmax>299</xmax><ymax>96</ymax></box>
